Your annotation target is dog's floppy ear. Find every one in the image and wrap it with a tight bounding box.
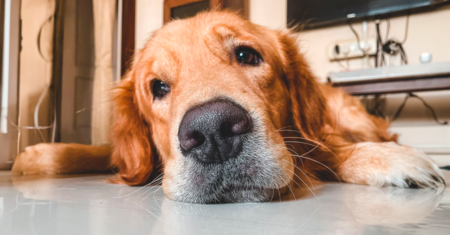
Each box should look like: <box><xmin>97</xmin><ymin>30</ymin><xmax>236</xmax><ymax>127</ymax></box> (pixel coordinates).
<box><xmin>110</xmin><ymin>70</ymin><xmax>156</xmax><ymax>185</ymax></box>
<box><xmin>278</xmin><ymin>32</ymin><xmax>329</xmax><ymax>142</ymax></box>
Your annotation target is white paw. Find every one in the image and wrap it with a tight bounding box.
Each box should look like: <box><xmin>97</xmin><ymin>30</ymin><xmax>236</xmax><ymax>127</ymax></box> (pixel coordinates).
<box><xmin>341</xmin><ymin>142</ymin><xmax>446</xmax><ymax>189</ymax></box>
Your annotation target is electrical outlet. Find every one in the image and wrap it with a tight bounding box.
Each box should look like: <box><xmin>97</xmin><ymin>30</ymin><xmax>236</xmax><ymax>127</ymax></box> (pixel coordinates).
<box><xmin>328</xmin><ymin>39</ymin><xmax>377</xmax><ymax>61</ymax></box>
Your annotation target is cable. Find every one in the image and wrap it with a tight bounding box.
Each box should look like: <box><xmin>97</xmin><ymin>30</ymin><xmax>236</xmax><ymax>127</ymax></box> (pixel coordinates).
<box><xmin>375</xmin><ymin>20</ymin><xmax>386</xmax><ymax>67</ymax></box>
<box><xmin>401</xmin><ymin>13</ymin><xmax>410</xmax><ymax>44</ymax></box>
<box><xmin>383</xmin><ymin>40</ymin><xmax>408</xmax><ymax>65</ymax></box>
<box><xmin>13</xmin><ymin>15</ymin><xmax>55</xmax><ymax>146</ymax></box>
<box><xmin>384</xmin><ymin>18</ymin><xmax>390</xmax><ymax>42</ymax></box>
<box><xmin>332</xmin><ymin>46</ymin><xmax>350</xmax><ymax>71</ymax></box>
<box><xmin>377</xmin><ymin>15</ymin><xmax>409</xmax><ymax>66</ymax></box>
<box><xmin>398</xmin><ymin>43</ymin><xmax>408</xmax><ymax>65</ymax></box>
<box><xmin>373</xmin><ymin>95</ymin><xmax>386</xmax><ymax>118</ymax></box>
<box><xmin>348</xmin><ymin>22</ymin><xmax>367</xmax><ymax>57</ymax></box>
<box><xmin>362</xmin><ymin>94</ymin><xmax>386</xmax><ymax>118</ymax></box>
<box><xmin>34</xmin><ymin>15</ymin><xmax>56</xmax><ymax>143</ymax></box>
<box><xmin>392</xmin><ymin>93</ymin><xmax>448</xmax><ymax>125</ymax></box>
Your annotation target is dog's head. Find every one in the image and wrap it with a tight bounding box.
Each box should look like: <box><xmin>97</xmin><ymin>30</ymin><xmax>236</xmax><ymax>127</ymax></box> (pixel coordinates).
<box><xmin>111</xmin><ymin>11</ymin><xmax>328</xmax><ymax>203</ymax></box>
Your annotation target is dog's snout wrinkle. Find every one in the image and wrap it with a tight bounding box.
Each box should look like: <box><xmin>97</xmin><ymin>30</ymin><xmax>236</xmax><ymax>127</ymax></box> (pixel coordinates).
<box><xmin>178</xmin><ymin>99</ymin><xmax>252</xmax><ymax>164</ymax></box>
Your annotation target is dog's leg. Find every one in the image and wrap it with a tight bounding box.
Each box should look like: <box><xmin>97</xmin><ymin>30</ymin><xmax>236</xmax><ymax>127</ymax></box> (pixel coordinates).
<box><xmin>338</xmin><ymin>142</ymin><xmax>445</xmax><ymax>188</ymax></box>
<box><xmin>12</xmin><ymin>143</ymin><xmax>112</xmax><ymax>175</ymax></box>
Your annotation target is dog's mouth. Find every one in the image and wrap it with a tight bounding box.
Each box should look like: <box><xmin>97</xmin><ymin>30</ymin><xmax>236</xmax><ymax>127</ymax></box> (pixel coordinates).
<box><xmin>213</xmin><ymin>184</ymin><xmax>276</xmax><ymax>203</ymax></box>
<box><xmin>164</xmin><ymin>150</ymin><xmax>292</xmax><ymax>204</ymax></box>
<box><xmin>177</xmin><ymin>176</ymin><xmax>280</xmax><ymax>204</ymax></box>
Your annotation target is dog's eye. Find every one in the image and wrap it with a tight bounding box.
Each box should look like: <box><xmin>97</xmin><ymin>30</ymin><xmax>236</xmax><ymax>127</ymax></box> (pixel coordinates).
<box><xmin>235</xmin><ymin>47</ymin><xmax>263</xmax><ymax>65</ymax></box>
<box><xmin>151</xmin><ymin>80</ymin><xmax>170</xmax><ymax>99</ymax></box>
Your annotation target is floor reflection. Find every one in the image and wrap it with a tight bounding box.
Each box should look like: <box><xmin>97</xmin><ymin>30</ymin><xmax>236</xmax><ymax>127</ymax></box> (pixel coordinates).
<box><xmin>344</xmin><ymin>186</ymin><xmax>444</xmax><ymax>225</ymax></box>
<box><xmin>0</xmin><ymin>171</ymin><xmax>449</xmax><ymax>235</ymax></box>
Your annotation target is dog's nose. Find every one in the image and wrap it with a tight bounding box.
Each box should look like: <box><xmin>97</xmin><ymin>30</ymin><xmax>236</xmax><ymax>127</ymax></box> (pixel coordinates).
<box><xmin>178</xmin><ymin>99</ymin><xmax>252</xmax><ymax>164</ymax></box>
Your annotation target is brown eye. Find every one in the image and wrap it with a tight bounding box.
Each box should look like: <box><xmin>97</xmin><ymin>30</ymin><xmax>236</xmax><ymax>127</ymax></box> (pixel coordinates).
<box><xmin>235</xmin><ymin>47</ymin><xmax>263</xmax><ymax>65</ymax></box>
<box><xmin>151</xmin><ymin>80</ymin><xmax>170</xmax><ymax>99</ymax></box>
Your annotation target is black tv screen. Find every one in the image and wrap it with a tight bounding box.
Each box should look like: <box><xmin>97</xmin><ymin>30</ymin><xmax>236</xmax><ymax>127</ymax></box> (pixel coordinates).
<box><xmin>288</xmin><ymin>0</ymin><xmax>450</xmax><ymax>29</ymax></box>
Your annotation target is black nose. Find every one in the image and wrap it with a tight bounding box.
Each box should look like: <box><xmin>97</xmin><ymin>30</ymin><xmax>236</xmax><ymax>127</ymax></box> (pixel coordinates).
<box><xmin>178</xmin><ymin>99</ymin><xmax>252</xmax><ymax>164</ymax></box>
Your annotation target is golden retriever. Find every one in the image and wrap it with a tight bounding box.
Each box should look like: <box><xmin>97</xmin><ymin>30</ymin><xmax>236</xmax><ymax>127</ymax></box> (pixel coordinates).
<box><xmin>12</xmin><ymin>11</ymin><xmax>445</xmax><ymax>203</ymax></box>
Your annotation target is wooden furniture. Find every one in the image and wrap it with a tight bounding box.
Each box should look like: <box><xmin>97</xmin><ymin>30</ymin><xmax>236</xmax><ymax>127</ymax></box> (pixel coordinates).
<box><xmin>121</xmin><ymin>0</ymin><xmax>136</xmax><ymax>76</ymax></box>
<box><xmin>331</xmin><ymin>70</ymin><xmax>450</xmax><ymax>125</ymax></box>
<box><xmin>164</xmin><ymin>0</ymin><xmax>224</xmax><ymax>23</ymax></box>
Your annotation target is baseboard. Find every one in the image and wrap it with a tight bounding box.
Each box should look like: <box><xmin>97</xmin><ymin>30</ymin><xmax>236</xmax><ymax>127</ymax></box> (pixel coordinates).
<box><xmin>429</xmin><ymin>154</ymin><xmax>450</xmax><ymax>167</ymax></box>
<box><xmin>389</xmin><ymin>125</ymin><xmax>450</xmax><ymax>154</ymax></box>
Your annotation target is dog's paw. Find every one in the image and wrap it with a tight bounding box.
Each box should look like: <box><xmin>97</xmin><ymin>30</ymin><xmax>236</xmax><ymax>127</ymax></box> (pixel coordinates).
<box><xmin>12</xmin><ymin>143</ymin><xmax>112</xmax><ymax>175</ymax></box>
<box><xmin>11</xmin><ymin>143</ymin><xmax>66</xmax><ymax>175</ymax></box>
<box><xmin>339</xmin><ymin>142</ymin><xmax>445</xmax><ymax>189</ymax></box>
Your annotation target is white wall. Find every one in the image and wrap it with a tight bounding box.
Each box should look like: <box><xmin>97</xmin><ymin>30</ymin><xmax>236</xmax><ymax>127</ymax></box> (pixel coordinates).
<box><xmin>248</xmin><ymin>0</ymin><xmax>286</xmax><ymax>30</ymax></box>
<box><xmin>135</xmin><ymin>0</ymin><xmax>164</xmax><ymax>50</ymax></box>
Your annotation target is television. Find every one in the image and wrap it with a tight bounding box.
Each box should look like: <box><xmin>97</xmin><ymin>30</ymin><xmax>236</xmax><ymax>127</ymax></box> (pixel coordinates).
<box><xmin>287</xmin><ymin>0</ymin><xmax>450</xmax><ymax>29</ymax></box>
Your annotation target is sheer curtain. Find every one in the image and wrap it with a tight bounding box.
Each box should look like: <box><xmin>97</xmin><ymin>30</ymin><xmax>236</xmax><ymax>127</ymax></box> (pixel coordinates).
<box><xmin>18</xmin><ymin>0</ymin><xmax>55</xmax><ymax>152</ymax></box>
<box><xmin>91</xmin><ymin>0</ymin><xmax>116</xmax><ymax>145</ymax></box>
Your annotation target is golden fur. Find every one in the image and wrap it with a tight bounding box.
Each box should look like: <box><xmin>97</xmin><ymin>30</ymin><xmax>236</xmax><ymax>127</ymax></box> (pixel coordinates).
<box><xmin>12</xmin><ymin>12</ymin><xmax>444</xmax><ymax>202</ymax></box>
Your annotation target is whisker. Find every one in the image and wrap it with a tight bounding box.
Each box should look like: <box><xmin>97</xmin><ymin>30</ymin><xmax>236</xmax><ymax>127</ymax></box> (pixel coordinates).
<box><xmin>277</xmin><ymin>188</ymin><xmax>281</xmax><ymax>202</ymax></box>
<box><xmin>114</xmin><ymin>184</ymin><xmax>152</xmax><ymax>199</ymax></box>
<box><xmin>136</xmin><ymin>177</ymin><xmax>164</xmax><ymax>199</ymax></box>
<box><xmin>278</xmin><ymin>128</ymin><xmax>341</xmax><ymax>161</ymax></box>
<box><xmin>283</xmin><ymin>145</ymin><xmax>304</xmax><ymax>167</ymax></box>
<box><xmin>270</xmin><ymin>188</ymin><xmax>275</xmax><ymax>202</ymax></box>
<box><xmin>282</xmin><ymin>159</ymin><xmax>314</xmax><ymax>190</ymax></box>
<box><xmin>126</xmin><ymin>199</ymin><xmax>160</xmax><ymax>219</ymax></box>
<box><xmin>280</xmin><ymin>172</ymin><xmax>296</xmax><ymax>201</ymax></box>
<box><xmin>285</xmin><ymin>168</ymin><xmax>321</xmax><ymax>202</ymax></box>
<box><xmin>277</xmin><ymin>126</ymin><xmax>296</xmax><ymax>131</ymax></box>
<box><xmin>283</xmin><ymin>141</ymin><xmax>327</xmax><ymax>159</ymax></box>
<box><xmin>284</xmin><ymin>140</ymin><xmax>320</xmax><ymax>147</ymax></box>
<box><xmin>115</xmin><ymin>173</ymin><xmax>164</xmax><ymax>198</ymax></box>
<box><xmin>283</xmin><ymin>136</ymin><xmax>317</xmax><ymax>140</ymax></box>
<box><xmin>291</xmin><ymin>154</ymin><xmax>341</xmax><ymax>182</ymax></box>
<box><xmin>139</xmin><ymin>178</ymin><xmax>164</xmax><ymax>201</ymax></box>
<box><xmin>151</xmin><ymin>186</ymin><xmax>165</xmax><ymax>210</ymax></box>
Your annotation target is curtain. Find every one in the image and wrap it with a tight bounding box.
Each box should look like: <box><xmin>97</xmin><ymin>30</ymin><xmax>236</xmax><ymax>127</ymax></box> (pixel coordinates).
<box><xmin>18</xmin><ymin>0</ymin><xmax>55</xmax><ymax>152</ymax></box>
<box><xmin>91</xmin><ymin>0</ymin><xmax>116</xmax><ymax>145</ymax></box>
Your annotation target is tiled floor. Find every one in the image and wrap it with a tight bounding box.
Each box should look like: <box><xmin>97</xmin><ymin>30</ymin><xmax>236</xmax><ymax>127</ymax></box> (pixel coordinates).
<box><xmin>0</xmin><ymin>170</ymin><xmax>449</xmax><ymax>235</ymax></box>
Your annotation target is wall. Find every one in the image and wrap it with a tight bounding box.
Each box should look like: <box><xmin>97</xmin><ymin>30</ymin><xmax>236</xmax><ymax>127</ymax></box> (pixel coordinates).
<box><xmin>248</xmin><ymin>0</ymin><xmax>286</xmax><ymax>30</ymax></box>
<box><xmin>135</xmin><ymin>0</ymin><xmax>164</xmax><ymax>50</ymax></box>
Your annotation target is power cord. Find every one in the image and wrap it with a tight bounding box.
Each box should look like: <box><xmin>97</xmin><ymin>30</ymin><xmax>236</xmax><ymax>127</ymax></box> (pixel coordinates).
<box><xmin>361</xmin><ymin>95</ymin><xmax>386</xmax><ymax>118</ymax></box>
<box><xmin>382</xmin><ymin>40</ymin><xmax>408</xmax><ymax>65</ymax></box>
<box><xmin>381</xmin><ymin>14</ymin><xmax>410</xmax><ymax>65</ymax></box>
<box><xmin>392</xmin><ymin>93</ymin><xmax>448</xmax><ymax>125</ymax></box>
<box><xmin>348</xmin><ymin>22</ymin><xmax>367</xmax><ymax>57</ymax></box>
<box><xmin>333</xmin><ymin>45</ymin><xmax>350</xmax><ymax>71</ymax></box>
<box><xmin>12</xmin><ymin>14</ymin><xmax>56</xmax><ymax>155</ymax></box>
<box><xmin>384</xmin><ymin>18</ymin><xmax>390</xmax><ymax>42</ymax></box>
<box><xmin>401</xmin><ymin>14</ymin><xmax>410</xmax><ymax>44</ymax></box>
<box><xmin>375</xmin><ymin>20</ymin><xmax>386</xmax><ymax>67</ymax></box>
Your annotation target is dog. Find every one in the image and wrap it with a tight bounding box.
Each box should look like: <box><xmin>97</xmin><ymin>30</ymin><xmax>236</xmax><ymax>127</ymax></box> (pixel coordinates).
<box><xmin>12</xmin><ymin>11</ymin><xmax>445</xmax><ymax>203</ymax></box>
